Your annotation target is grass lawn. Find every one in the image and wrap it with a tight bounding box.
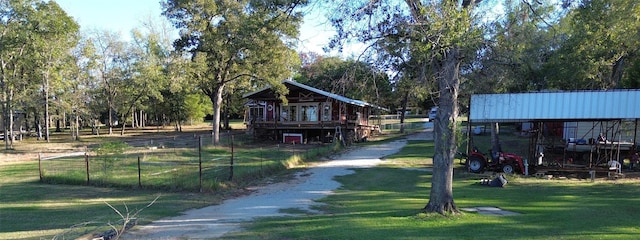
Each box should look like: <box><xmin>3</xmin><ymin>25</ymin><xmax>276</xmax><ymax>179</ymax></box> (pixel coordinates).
<box><xmin>0</xmin><ymin>120</ymin><xmax>338</xmax><ymax>239</ymax></box>
<box><xmin>222</xmin><ymin>140</ymin><xmax>640</xmax><ymax>240</ymax></box>
<box><xmin>0</xmin><ymin>160</ymin><xmax>228</xmax><ymax>239</ymax></box>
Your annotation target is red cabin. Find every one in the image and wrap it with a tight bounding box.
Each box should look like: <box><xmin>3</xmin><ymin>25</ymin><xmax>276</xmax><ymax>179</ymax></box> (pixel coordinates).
<box><xmin>243</xmin><ymin>80</ymin><xmax>387</xmax><ymax>144</ymax></box>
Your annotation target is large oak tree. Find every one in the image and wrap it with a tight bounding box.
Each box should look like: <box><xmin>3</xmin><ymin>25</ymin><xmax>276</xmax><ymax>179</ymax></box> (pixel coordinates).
<box><xmin>326</xmin><ymin>0</ymin><xmax>482</xmax><ymax>214</ymax></box>
<box><xmin>162</xmin><ymin>0</ymin><xmax>306</xmax><ymax>144</ymax></box>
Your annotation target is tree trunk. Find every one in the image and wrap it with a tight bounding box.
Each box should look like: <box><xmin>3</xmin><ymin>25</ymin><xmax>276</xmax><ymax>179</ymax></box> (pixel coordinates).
<box><xmin>108</xmin><ymin>106</ymin><xmax>113</xmax><ymax>135</ymax></box>
<box><xmin>139</xmin><ymin>110</ymin><xmax>144</xmax><ymax>127</ymax></box>
<box><xmin>611</xmin><ymin>56</ymin><xmax>624</xmax><ymax>88</ymax></box>
<box><xmin>223</xmin><ymin>93</ymin><xmax>230</xmax><ymax>130</ymax></box>
<box><xmin>55</xmin><ymin>109</ymin><xmax>62</xmax><ymax>132</ymax></box>
<box><xmin>120</xmin><ymin>112</ymin><xmax>129</xmax><ymax>135</ymax></box>
<box><xmin>423</xmin><ymin>48</ymin><xmax>461</xmax><ymax>215</ymax></box>
<box><xmin>210</xmin><ymin>83</ymin><xmax>225</xmax><ymax>145</ymax></box>
<box><xmin>131</xmin><ymin>108</ymin><xmax>136</xmax><ymax>129</ymax></box>
<box><xmin>74</xmin><ymin>113</ymin><xmax>80</xmax><ymax>141</ymax></box>
<box><xmin>7</xmin><ymin>89</ymin><xmax>14</xmax><ymax>147</ymax></box>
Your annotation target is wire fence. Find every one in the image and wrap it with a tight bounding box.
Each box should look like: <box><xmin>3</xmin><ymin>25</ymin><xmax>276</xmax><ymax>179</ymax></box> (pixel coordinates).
<box><xmin>38</xmin><ymin>134</ymin><xmax>336</xmax><ymax>192</ymax></box>
<box><xmin>380</xmin><ymin>121</ymin><xmax>427</xmax><ymax>131</ymax></box>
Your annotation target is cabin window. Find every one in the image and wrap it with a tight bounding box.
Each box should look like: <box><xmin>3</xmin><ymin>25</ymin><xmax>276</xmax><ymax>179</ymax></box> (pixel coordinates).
<box><xmin>307</xmin><ymin>105</ymin><xmax>318</xmax><ymax>121</ymax></box>
<box><xmin>283</xmin><ymin>103</ymin><xmax>320</xmax><ymax>122</ymax></box>
<box><xmin>280</xmin><ymin>105</ymin><xmax>298</xmax><ymax>122</ymax></box>
<box><xmin>249</xmin><ymin>106</ymin><xmax>264</xmax><ymax>122</ymax></box>
<box><xmin>322</xmin><ymin>103</ymin><xmax>331</xmax><ymax>121</ymax></box>
<box><xmin>289</xmin><ymin>106</ymin><xmax>297</xmax><ymax>121</ymax></box>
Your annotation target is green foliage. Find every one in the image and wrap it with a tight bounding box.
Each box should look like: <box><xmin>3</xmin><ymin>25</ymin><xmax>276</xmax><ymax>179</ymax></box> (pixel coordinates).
<box><xmin>0</xmin><ymin>0</ymin><xmax>80</xmax><ymax>144</ymax></box>
<box><xmin>469</xmin><ymin>0</ymin><xmax>558</xmax><ymax>93</ymax></box>
<box><xmin>163</xmin><ymin>0</ymin><xmax>308</xmax><ymax>142</ymax></box>
<box><xmin>295</xmin><ymin>56</ymin><xmax>392</xmax><ymax>107</ymax></box>
<box><xmin>543</xmin><ymin>0</ymin><xmax>640</xmax><ymax>90</ymax></box>
<box><xmin>184</xmin><ymin>93</ymin><xmax>212</xmax><ymax>124</ymax></box>
<box><xmin>96</xmin><ymin>141</ymin><xmax>130</xmax><ymax>156</ymax></box>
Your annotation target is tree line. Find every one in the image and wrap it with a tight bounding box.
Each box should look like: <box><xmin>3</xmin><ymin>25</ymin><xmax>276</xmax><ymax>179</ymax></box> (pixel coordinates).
<box><xmin>0</xmin><ymin>0</ymin><xmax>215</xmax><ymax>150</ymax></box>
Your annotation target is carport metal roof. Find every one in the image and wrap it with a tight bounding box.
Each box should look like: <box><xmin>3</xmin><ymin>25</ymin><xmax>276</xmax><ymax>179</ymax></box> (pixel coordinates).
<box><xmin>469</xmin><ymin>89</ymin><xmax>640</xmax><ymax>123</ymax></box>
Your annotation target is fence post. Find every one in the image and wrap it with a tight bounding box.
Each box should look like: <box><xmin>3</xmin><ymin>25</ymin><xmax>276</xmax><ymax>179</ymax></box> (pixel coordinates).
<box><xmin>38</xmin><ymin>153</ymin><xmax>42</xmax><ymax>182</ymax></box>
<box><xmin>228</xmin><ymin>135</ymin><xmax>234</xmax><ymax>181</ymax></box>
<box><xmin>199</xmin><ymin>135</ymin><xmax>203</xmax><ymax>193</ymax></box>
<box><xmin>85</xmin><ymin>153</ymin><xmax>90</xmax><ymax>185</ymax></box>
<box><xmin>138</xmin><ymin>156</ymin><xmax>142</xmax><ymax>188</ymax></box>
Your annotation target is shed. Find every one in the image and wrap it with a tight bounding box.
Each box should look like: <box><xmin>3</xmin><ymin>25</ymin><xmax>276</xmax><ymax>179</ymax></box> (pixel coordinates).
<box><xmin>470</xmin><ymin>89</ymin><xmax>640</xmax><ymax>123</ymax></box>
<box><xmin>469</xmin><ymin>89</ymin><xmax>640</xmax><ymax>171</ymax></box>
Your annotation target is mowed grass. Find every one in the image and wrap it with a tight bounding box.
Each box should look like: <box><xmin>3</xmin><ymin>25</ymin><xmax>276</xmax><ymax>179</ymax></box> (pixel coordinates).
<box><xmin>0</xmin><ymin>161</ymin><xmax>224</xmax><ymax>239</ymax></box>
<box><xmin>0</xmin><ymin>121</ymin><xmax>341</xmax><ymax>239</ymax></box>
<box><xmin>223</xmin><ymin>140</ymin><xmax>640</xmax><ymax>240</ymax></box>
<box><xmin>0</xmin><ymin>143</ymin><xmax>335</xmax><ymax>239</ymax></box>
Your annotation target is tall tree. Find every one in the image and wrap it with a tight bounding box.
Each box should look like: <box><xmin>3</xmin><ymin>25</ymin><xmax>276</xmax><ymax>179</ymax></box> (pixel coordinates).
<box><xmin>327</xmin><ymin>0</ymin><xmax>482</xmax><ymax>214</ymax></box>
<box><xmin>89</xmin><ymin>30</ymin><xmax>129</xmax><ymax>135</ymax></box>
<box><xmin>0</xmin><ymin>0</ymin><xmax>32</xmax><ymax>148</ymax></box>
<box><xmin>469</xmin><ymin>0</ymin><xmax>558</xmax><ymax>94</ymax></box>
<box><xmin>64</xmin><ymin>38</ymin><xmax>97</xmax><ymax>140</ymax></box>
<box><xmin>162</xmin><ymin>0</ymin><xmax>306</xmax><ymax>144</ymax></box>
<box><xmin>0</xmin><ymin>0</ymin><xmax>78</xmax><ymax>147</ymax></box>
<box><xmin>114</xmin><ymin>28</ymin><xmax>171</xmax><ymax>135</ymax></box>
<box><xmin>30</xmin><ymin>1</ymin><xmax>79</xmax><ymax>142</ymax></box>
<box><xmin>295</xmin><ymin>56</ymin><xmax>392</xmax><ymax>106</ymax></box>
<box><xmin>544</xmin><ymin>0</ymin><xmax>640</xmax><ymax>90</ymax></box>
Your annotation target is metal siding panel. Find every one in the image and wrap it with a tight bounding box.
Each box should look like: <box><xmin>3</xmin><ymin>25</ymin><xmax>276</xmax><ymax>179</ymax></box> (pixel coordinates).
<box><xmin>572</xmin><ymin>92</ymin><xmax>584</xmax><ymax>119</ymax></box>
<box><xmin>606</xmin><ymin>92</ymin><xmax>618</xmax><ymax>118</ymax></box>
<box><xmin>566</xmin><ymin>92</ymin><xmax>574</xmax><ymax>119</ymax></box>
<box><xmin>537</xmin><ymin>93</ymin><xmax>547</xmax><ymax>119</ymax></box>
<box><xmin>547</xmin><ymin>93</ymin><xmax>554</xmax><ymax>119</ymax></box>
<box><xmin>618</xmin><ymin>91</ymin><xmax>633</xmax><ymax>119</ymax></box>
<box><xmin>507</xmin><ymin>94</ymin><xmax>518</xmax><ymax>120</ymax></box>
<box><xmin>594</xmin><ymin>92</ymin><xmax>607</xmax><ymax>119</ymax></box>
<box><xmin>604</xmin><ymin>91</ymin><xmax>615</xmax><ymax>118</ymax></box>
<box><xmin>551</xmin><ymin>92</ymin><xmax>561</xmax><ymax>119</ymax></box>
<box><xmin>527</xmin><ymin>93</ymin><xmax>536</xmax><ymax>120</ymax></box>
<box><xmin>619</xmin><ymin>91</ymin><xmax>634</xmax><ymax>118</ymax></box>
<box><xmin>470</xmin><ymin>89</ymin><xmax>640</xmax><ymax>122</ymax></box>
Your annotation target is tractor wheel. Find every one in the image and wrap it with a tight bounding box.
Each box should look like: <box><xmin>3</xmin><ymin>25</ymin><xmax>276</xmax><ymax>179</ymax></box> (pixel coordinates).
<box><xmin>467</xmin><ymin>156</ymin><xmax>485</xmax><ymax>173</ymax></box>
<box><xmin>502</xmin><ymin>164</ymin><xmax>515</xmax><ymax>174</ymax></box>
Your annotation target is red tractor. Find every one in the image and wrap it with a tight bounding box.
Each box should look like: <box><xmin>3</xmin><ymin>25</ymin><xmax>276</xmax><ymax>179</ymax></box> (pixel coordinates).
<box><xmin>465</xmin><ymin>147</ymin><xmax>529</xmax><ymax>174</ymax></box>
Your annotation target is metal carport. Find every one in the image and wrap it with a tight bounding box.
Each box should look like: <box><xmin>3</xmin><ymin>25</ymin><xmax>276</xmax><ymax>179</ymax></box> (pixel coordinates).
<box><xmin>469</xmin><ymin>89</ymin><xmax>640</xmax><ymax>175</ymax></box>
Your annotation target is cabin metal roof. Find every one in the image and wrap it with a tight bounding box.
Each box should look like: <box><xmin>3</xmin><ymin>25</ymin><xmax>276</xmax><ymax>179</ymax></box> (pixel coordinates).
<box><xmin>243</xmin><ymin>80</ymin><xmax>387</xmax><ymax>110</ymax></box>
<box><xmin>470</xmin><ymin>89</ymin><xmax>640</xmax><ymax>123</ymax></box>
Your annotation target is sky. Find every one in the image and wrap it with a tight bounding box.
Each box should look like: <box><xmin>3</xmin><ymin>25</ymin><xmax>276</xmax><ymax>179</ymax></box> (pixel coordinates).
<box><xmin>55</xmin><ymin>0</ymin><xmax>342</xmax><ymax>56</ymax></box>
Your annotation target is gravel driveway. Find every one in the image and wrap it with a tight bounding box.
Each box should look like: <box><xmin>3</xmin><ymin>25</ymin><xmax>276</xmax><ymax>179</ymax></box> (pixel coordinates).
<box><xmin>125</xmin><ymin>126</ymin><xmax>432</xmax><ymax>239</ymax></box>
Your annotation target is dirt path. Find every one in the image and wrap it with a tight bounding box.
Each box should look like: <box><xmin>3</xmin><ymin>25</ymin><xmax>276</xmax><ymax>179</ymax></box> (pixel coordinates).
<box><xmin>124</xmin><ymin>128</ymin><xmax>432</xmax><ymax>239</ymax></box>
